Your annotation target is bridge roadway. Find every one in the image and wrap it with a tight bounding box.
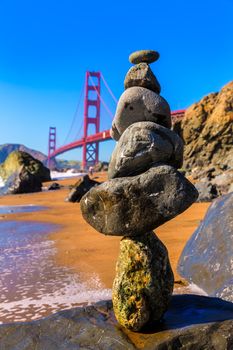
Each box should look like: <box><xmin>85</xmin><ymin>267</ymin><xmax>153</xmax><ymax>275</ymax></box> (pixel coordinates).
<box><xmin>49</xmin><ymin>109</ymin><xmax>185</xmax><ymax>159</ymax></box>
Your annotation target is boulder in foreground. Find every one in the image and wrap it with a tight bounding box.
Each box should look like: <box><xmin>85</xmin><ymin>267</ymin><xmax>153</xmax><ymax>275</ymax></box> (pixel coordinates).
<box><xmin>1</xmin><ymin>295</ymin><xmax>233</xmax><ymax>349</ymax></box>
<box><xmin>178</xmin><ymin>192</ymin><xmax>233</xmax><ymax>301</ymax></box>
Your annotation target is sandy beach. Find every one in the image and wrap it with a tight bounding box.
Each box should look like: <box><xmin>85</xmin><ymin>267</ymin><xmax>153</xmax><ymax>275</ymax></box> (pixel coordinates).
<box><xmin>0</xmin><ymin>171</ymin><xmax>210</xmax><ymax>290</ymax></box>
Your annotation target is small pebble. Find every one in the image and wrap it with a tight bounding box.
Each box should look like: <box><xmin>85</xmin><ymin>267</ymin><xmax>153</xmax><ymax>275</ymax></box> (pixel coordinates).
<box><xmin>129</xmin><ymin>50</ymin><xmax>159</xmax><ymax>64</ymax></box>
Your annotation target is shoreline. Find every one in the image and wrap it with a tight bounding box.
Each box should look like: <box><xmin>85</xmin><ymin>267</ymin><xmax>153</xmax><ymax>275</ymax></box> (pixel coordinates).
<box><xmin>0</xmin><ymin>172</ymin><xmax>210</xmax><ymax>290</ymax></box>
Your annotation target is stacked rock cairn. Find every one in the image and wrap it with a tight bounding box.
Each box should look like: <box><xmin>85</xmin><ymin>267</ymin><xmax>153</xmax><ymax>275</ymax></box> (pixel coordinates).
<box><xmin>80</xmin><ymin>50</ymin><xmax>198</xmax><ymax>331</ymax></box>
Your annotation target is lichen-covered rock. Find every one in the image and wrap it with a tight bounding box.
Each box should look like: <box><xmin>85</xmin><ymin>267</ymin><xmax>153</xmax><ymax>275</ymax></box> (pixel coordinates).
<box><xmin>0</xmin><ymin>150</ymin><xmax>51</xmax><ymax>182</ymax></box>
<box><xmin>80</xmin><ymin>165</ymin><xmax>198</xmax><ymax>236</ymax></box>
<box><xmin>112</xmin><ymin>87</ymin><xmax>171</xmax><ymax>136</ymax></box>
<box><xmin>66</xmin><ymin>175</ymin><xmax>100</xmax><ymax>203</ymax></box>
<box><xmin>178</xmin><ymin>192</ymin><xmax>233</xmax><ymax>301</ymax></box>
<box><xmin>124</xmin><ymin>63</ymin><xmax>161</xmax><ymax>94</ymax></box>
<box><xmin>112</xmin><ymin>231</ymin><xmax>174</xmax><ymax>331</ymax></box>
<box><xmin>108</xmin><ymin>121</ymin><xmax>183</xmax><ymax>179</ymax></box>
<box><xmin>129</xmin><ymin>50</ymin><xmax>159</xmax><ymax>64</ymax></box>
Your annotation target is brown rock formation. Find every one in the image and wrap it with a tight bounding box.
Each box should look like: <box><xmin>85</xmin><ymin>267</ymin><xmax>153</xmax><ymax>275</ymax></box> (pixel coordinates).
<box><xmin>176</xmin><ymin>81</ymin><xmax>233</xmax><ymax>172</ymax></box>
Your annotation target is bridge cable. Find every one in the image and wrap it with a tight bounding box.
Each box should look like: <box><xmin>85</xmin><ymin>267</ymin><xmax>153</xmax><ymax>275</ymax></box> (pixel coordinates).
<box><xmin>101</xmin><ymin>73</ymin><xmax>118</xmax><ymax>104</ymax></box>
<box><xmin>89</xmin><ymin>75</ymin><xmax>114</xmax><ymax>120</ymax></box>
<box><xmin>73</xmin><ymin>119</ymin><xmax>84</xmax><ymax>141</ymax></box>
<box><xmin>62</xmin><ymin>80</ymin><xmax>85</xmax><ymax>146</ymax></box>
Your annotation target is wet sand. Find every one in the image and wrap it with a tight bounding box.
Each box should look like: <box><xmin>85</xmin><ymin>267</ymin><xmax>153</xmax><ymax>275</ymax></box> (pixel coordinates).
<box><xmin>0</xmin><ymin>172</ymin><xmax>210</xmax><ymax>291</ymax></box>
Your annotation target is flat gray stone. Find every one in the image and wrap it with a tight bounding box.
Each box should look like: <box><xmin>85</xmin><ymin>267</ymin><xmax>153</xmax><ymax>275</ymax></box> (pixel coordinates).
<box><xmin>124</xmin><ymin>63</ymin><xmax>161</xmax><ymax>94</ymax></box>
<box><xmin>108</xmin><ymin>121</ymin><xmax>184</xmax><ymax>179</ymax></box>
<box><xmin>80</xmin><ymin>165</ymin><xmax>198</xmax><ymax>236</ymax></box>
<box><xmin>129</xmin><ymin>50</ymin><xmax>159</xmax><ymax>64</ymax></box>
<box><xmin>1</xmin><ymin>296</ymin><xmax>233</xmax><ymax>349</ymax></box>
<box><xmin>113</xmin><ymin>87</ymin><xmax>171</xmax><ymax>137</ymax></box>
<box><xmin>178</xmin><ymin>192</ymin><xmax>233</xmax><ymax>301</ymax></box>
<box><xmin>113</xmin><ymin>231</ymin><xmax>174</xmax><ymax>331</ymax></box>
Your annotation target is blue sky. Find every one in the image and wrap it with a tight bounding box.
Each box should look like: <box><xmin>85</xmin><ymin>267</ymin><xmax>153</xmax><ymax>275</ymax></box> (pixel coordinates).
<box><xmin>0</xmin><ymin>0</ymin><xmax>233</xmax><ymax>161</ymax></box>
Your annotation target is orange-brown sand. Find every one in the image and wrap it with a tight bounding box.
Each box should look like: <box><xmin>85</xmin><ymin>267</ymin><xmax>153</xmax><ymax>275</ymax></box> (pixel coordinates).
<box><xmin>0</xmin><ymin>172</ymin><xmax>210</xmax><ymax>289</ymax></box>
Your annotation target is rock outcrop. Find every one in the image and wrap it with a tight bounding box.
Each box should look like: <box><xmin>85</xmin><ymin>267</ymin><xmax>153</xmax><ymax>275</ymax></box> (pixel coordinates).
<box><xmin>178</xmin><ymin>192</ymin><xmax>233</xmax><ymax>301</ymax></box>
<box><xmin>0</xmin><ymin>151</ymin><xmax>51</xmax><ymax>194</ymax></box>
<box><xmin>81</xmin><ymin>49</ymin><xmax>198</xmax><ymax>331</ymax></box>
<box><xmin>66</xmin><ymin>175</ymin><xmax>100</xmax><ymax>202</ymax></box>
<box><xmin>1</xmin><ymin>296</ymin><xmax>233</xmax><ymax>349</ymax></box>
<box><xmin>174</xmin><ymin>81</ymin><xmax>233</xmax><ymax>196</ymax></box>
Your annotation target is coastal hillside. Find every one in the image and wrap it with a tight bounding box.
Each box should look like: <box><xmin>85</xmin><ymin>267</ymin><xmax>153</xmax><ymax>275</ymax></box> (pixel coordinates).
<box><xmin>0</xmin><ymin>144</ymin><xmax>47</xmax><ymax>165</ymax></box>
<box><xmin>0</xmin><ymin>144</ymin><xmax>81</xmax><ymax>170</ymax></box>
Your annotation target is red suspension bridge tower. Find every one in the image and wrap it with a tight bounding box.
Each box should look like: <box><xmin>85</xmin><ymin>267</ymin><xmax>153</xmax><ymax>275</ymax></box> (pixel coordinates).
<box><xmin>82</xmin><ymin>71</ymin><xmax>101</xmax><ymax>169</ymax></box>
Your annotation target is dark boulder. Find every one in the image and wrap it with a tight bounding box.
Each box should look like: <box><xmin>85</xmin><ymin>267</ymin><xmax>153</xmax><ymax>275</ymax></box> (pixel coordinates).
<box><xmin>0</xmin><ymin>166</ymin><xmax>42</xmax><ymax>195</ymax></box>
<box><xmin>80</xmin><ymin>165</ymin><xmax>198</xmax><ymax>236</ymax></box>
<box><xmin>178</xmin><ymin>192</ymin><xmax>233</xmax><ymax>301</ymax></box>
<box><xmin>1</xmin><ymin>296</ymin><xmax>233</xmax><ymax>349</ymax></box>
<box><xmin>47</xmin><ymin>182</ymin><xmax>61</xmax><ymax>191</ymax></box>
<box><xmin>66</xmin><ymin>175</ymin><xmax>100</xmax><ymax>203</ymax></box>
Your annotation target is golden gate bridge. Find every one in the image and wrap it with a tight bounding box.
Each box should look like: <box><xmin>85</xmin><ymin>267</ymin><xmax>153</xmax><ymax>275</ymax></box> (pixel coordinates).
<box><xmin>48</xmin><ymin>71</ymin><xmax>185</xmax><ymax>169</ymax></box>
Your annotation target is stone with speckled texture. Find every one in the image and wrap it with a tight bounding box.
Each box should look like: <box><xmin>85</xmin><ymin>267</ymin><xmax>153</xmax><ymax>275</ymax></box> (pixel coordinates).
<box><xmin>112</xmin><ymin>231</ymin><xmax>174</xmax><ymax>331</ymax></box>
<box><xmin>108</xmin><ymin>121</ymin><xmax>184</xmax><ymax>179</ymax></box>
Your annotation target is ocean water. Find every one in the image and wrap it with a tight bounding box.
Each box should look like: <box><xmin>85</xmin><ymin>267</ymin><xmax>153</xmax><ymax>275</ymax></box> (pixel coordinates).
<box><xmin>0</xmin><ymin>171</ymin><xmax>86</xmax><ymax>190</ymax></box>
<box><xmin>0</xmin><ymin>220</ymin><xmax>111</xmax><ymax>324</ymax></box>
<box><xmin>0</xmin><ymin>176</ymin><xmax>4</xmax><ymax>188</ymax></box>
<box><xmin>50</xmin><ymin>170</ymin><xmax>87</xmax><ymax>181</ymax></box>
<box><xmin>0</xmin><ymin>204</ymin><xmax>47</xmax><ymax>214</ymax></box>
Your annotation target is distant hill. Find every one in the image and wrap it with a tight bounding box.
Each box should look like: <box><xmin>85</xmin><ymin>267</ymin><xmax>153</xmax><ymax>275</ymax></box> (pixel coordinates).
<box><xmin>0</xmin><ymin>144</ymin><xmax>47</xmax><ymax>165</ymax></box>
<box><xmin>0</xmin><ymin>143</ymin><xmax>81</xmax><ymax>170</ymax></box>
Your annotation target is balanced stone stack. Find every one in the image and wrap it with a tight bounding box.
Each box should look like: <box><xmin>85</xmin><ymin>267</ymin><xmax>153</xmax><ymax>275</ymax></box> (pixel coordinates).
<box><xmin>80</xmin><ymin>50</ymin><xmax>198</xmax><ymax>331</ymax></box>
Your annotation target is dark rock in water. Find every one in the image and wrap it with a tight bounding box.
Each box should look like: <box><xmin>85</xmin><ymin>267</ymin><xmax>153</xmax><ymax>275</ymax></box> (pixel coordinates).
<box><xmin>1</xmin><ymin>296</ymin><xmax>233</xmax><ymax>349</ymax></box>
<box><xmin>195</xmin><ymin>180</ymin><xmax>218</xmax><ymax>202</ymax></box>
<box><xmin>112</xmin><ymin>231</ymin><xmax>174</xmax><ymax>331</ymax></box>
<box><xmin>178</xmin><ymin>192</ymin><xmax>233</xmax><ymax>301</ymax></box>
<box><xmin>80</xmin><ymin>165</ymin><xmax>198</xmax><ymax>236</ymax></box>
<box><xmin>108</xmin><ymin>121</ymin><xmax>184</xmax><ymax>179</ymax></box>
<box><xmin>0</xmin><ymin>150</ymin><xmax>51</xmax><ymax>182</ymax></box>
<box><xmin>129</xmin><ymin>49</ymin><xmax>160</xmax><ymax>64</ymax></box>
<box><xmin>113</xmin><ymin>87</ymin><xmax>171</xmax><ymax>136</ymax></box>
<box><xmin>66</xmin><ymin>175</ymin><xmax>100</xmax><ymax>203</ymax></box>
<box><xmin>47</xmin><ymin>182</ymin><xmax>60</xmax><ymax>191</ymax></box>
<box><xmin>124</xmin><ymin>63</ymin><xmax>161</xmax><ymax>94</ymax></box>
<box><xmin>0</xmin><ymin>167</ymin><xmax>42</xmax><ymax>195</ymax></box>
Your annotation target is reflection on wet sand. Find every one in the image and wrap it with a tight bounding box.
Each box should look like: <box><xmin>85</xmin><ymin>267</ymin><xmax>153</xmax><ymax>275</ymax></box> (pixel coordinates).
<box><xmin>0</xmin><ymin>220</ymin><xmax>111</xmax><ymax>324</ymax></box>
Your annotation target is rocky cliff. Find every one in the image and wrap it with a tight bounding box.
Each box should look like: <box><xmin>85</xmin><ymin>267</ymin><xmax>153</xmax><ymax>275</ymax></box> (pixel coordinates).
<box><xmin>175</xmin><ymin>81</ymin><xmax>233</xmax><ymax>173</ymax></box>
<box><xmin>173</xmin><ymin>81</ymin><xmax>233</xmax><ymax>199</ymax></box>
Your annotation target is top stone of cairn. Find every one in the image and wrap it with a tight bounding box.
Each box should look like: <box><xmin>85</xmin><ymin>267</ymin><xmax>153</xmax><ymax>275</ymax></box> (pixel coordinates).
<box><xmin>129</xmin><ymin>50</ymin><xmax>160</xmax><ymax>64</ymax></box>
